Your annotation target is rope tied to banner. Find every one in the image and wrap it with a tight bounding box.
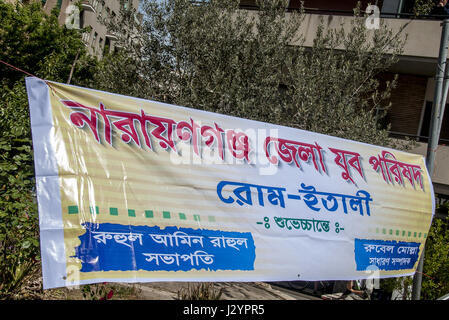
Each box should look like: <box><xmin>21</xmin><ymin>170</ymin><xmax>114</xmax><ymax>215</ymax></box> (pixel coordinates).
<box><xmin>0</xmin><ymin>59</ymin><xmax>56</xmax><ymax>95</ymax></box>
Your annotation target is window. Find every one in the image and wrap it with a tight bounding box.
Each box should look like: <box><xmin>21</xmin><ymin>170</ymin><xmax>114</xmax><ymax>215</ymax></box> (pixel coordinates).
<box><xmin>92</xmin><ymin>32</ymin><xmax>98</xmax><ymax>46</ymax></box>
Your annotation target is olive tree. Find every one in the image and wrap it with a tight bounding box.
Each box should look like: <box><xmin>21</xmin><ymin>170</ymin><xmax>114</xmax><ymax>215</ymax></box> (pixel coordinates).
<box><xmin>94</xmin><ymin>0</ymin><xmax>408</xmax><ymax>148</ymax></box>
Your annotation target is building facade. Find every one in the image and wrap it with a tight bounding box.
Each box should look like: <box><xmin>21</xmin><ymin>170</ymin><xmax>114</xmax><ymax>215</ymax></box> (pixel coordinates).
<box><xmin>241</xmin><ymin>0</ymin><xmax>449</xmax><ymax>207</ymax></box>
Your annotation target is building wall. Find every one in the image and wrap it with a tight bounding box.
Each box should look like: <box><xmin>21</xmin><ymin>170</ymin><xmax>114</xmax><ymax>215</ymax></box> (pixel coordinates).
<box><xmin>242</xmin><ymin>1</ymin><xmax>442</xmax><ymax>59</ymax></box>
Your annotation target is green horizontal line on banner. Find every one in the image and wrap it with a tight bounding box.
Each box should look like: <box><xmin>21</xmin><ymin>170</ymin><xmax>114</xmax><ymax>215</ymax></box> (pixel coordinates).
<box><xmin>67</xmin><ymin>205</ymin><xmax>216</xmax><ymax>223</ymax></box>
<box><xmin>375</xmin><ymin>227</ymin><xmax>426</xmax><ymax>239</ymax></box>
